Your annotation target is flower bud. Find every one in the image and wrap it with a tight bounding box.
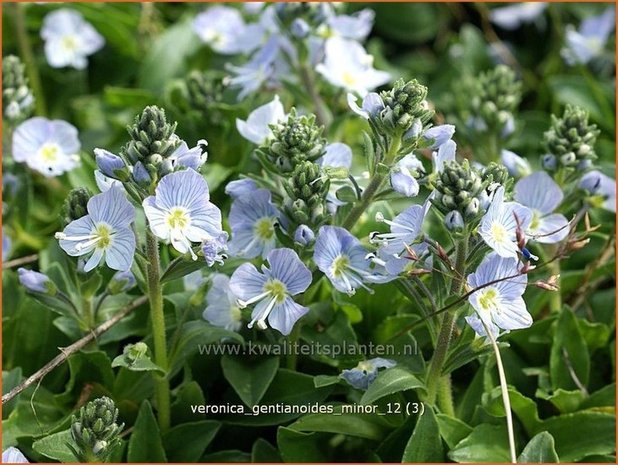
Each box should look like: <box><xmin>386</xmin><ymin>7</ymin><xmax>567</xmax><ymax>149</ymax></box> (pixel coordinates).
<box><xmin>294</xmin><ymin>224</ymin><xmax>315</xmax><ymax>245</ymax></box>
<box><xmin>108</xmin><ymin>270</ymin><xmax>136</xmax><ymax>295</ymax></box>
<box><xmin>18</xmin><ymin>268</ymin><xmax>57</xmax><ymax>295</ymax></box>
<box><xmin>3</xmin><ymin>55</ymin><xmax>34</xmax><ymax>122</ymax></box>
<box><xmin>62</xmin><ymin>187</ymin><xmax>92</xmax><ymax>226</ymax></box>
<box><xmin>445</xmin><ymin>210</ymin><xmax>464</xmax><ymax>232</ymax></box>
<box><xmin>94</xmin><ymin>149</ymin><xmax>129</xmax><ymax>180</ymax></box>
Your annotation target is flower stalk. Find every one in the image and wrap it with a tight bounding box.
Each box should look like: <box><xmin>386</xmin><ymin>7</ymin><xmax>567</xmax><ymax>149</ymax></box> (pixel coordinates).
<box><xmin>145</xmin><ymin>231</ymin><xmax>171</xmax><ymax>431</ymax></box>
<box><xmin>425</xmin><ymin>236</ymin><xmax>468</xmax><ymax>410</ymax></box>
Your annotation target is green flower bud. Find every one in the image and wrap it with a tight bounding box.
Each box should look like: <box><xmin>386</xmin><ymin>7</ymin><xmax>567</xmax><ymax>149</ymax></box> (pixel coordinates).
<box><xmin>433</xmin><ymin>159</ymin><xmax>486</xmax><ymax>221</ymax></box>
<box><xmin>122</xmin><ymin>106</ymin><xmax>180</xmax><ymax>166</ymax></box>
<box><xmin>283</xmin><ymin>161</ymin><xmax>330</xmax><ymax>228</ymax></box>
<box><xmin>258</xmin><ymin>109</ymin><xmax>326</xmax><ymax>172</ymax></box>
<box><xmin>543</xmin><ymin>105</ymin><xmax>600</xmax><ymax>169</ymax></box>
<box><xmin>62</xmin><ymin>188</ymin><xmax>93</xmax><ymax>226</ymax></box>
<box><xmin>380</xmin><ymin>79</ymin><xmax>434</xmax><ymax>133</ymax></box>
<box><xmin>70</xmin><ymin>396</ymin><xmax>124</xmax><ymax>462</ymax></box>
<box><xmin>185</xmin><ymin>70</ymin><xmax>225</xmax><ymax>116</ymax></box>
<box><xmin>482</xmin><ymin>162</ymin><xmax>513</xmax><ymax>194</ymax></box>
<box><xmin>2</xmin><ymin>55</ymin><xmax>34</xmax><ymax>122</ymax></box>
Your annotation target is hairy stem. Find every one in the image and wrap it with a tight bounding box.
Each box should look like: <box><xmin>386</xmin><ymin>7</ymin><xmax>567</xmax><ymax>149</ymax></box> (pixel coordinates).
<box><xmin>342</xmin><ymin>137</ymin><xmax>402</xmax><ymax>230</ymax></box>
<box><xmin>425</xmin><ymin>237</ymin><xmax>468</xmax><ymax>408</ymax></box>
<box><xmin>145</xmin><ymin>232</ymin><xmax>171</xmax><ymax>431</ymax></box>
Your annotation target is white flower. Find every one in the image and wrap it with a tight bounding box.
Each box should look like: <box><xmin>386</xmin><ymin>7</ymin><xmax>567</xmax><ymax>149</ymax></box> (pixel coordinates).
<box><xmin>41</xmin><ymin>9</ymin><xmax>104</xmax><ymax>69</ymax></box>
<box><xmin>236</xmin><ymin>95</ymin><xmax>285</xmax><ymax>145</ymax></box>
<box><xmin>12</xmin><ymin>117</ymin><xmax>80</xmax><ymax>177</ymax></box>
<box><xmin>479</xmin><ymin>186</ymin><xmax>532</xmax><ymax>258</ymax></box>
<box><xmin>193</xmin><ymin>6</ymin><xmax>262</xmax><ymax>55</ymax></box>
<box><xmin>316</xmin><ymin>37</ymin><xmax>390</xmax><ymax>96</ymax></box>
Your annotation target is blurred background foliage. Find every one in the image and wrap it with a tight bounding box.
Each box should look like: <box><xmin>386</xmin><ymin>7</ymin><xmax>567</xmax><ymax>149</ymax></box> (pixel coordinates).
<box><xmin>2</xmin><ymin>2</ymin><xmax>615</xmax><ymax>463</ymax></box>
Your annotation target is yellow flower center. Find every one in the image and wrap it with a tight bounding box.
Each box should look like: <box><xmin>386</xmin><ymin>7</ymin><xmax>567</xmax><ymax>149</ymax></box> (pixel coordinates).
<box><xmin>230</xmin><ymin>305</ymin><xmax>242</xmax><ymax>322</ymax></box>
<box><xmin>264</xmin><ymin>279</ymin><xmax>287</xmax><ymax>304</ymax></box>
<box><xmin>95</xmin><ymin>223</ymin><xmax>113</xmax><ymax>249</ymax></box>
<box><xmin>342</xmin><ymin>71</ymin><xmax>357</xmax><ymax>87</ymax></box>
<box><xmin>490</xmin><ymin>222</ymin><xmax>509</xmax><ymax>244</ymax></box>
<box><xmin>254</xmin><ymin>218</ymin><xmax>274</xmax><ymax>241</ymax></box>
<box><xmin>332</xmin><ymin>255</ymin><xmax>350</xmax><ymax>277</ymax></box>
<box><xmin>39</xmin><ymin>143</ymin><xmax>60</xmax><ymax>162</ymax></box>
<box><xmin>529</xmin><ymin>211</ymin><xmax>540</xmax><ymax>232</ymax></box>
<box><xmin>62</xmin><ymin>35</ymin><xmax>78</xmax><ymax>51</ymax></box>
<box><xmin>478</xmin><ymin>288</ymin><xmax>499</xmax><ymax>312</ymax></box>
<box><xmin>166</xmin><ymin>207</ymin><xmax>190</xmax><ymax>230</ymax></box>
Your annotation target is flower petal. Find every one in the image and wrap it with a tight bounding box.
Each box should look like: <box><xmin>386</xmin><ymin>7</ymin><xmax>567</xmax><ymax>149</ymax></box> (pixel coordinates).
<box><xmin>268</xmin><ymin>297</ymin><xmax>310</xmax><ymax>336</ymax></box>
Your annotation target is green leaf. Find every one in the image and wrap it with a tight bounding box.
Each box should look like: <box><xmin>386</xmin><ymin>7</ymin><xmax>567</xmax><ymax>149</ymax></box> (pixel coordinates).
<box><xmin>313</xmin><ymin>375</ymin><xmax>341</xmax><ymax>388</ymax></box>
<box><xmin>449</xmin><ymin>424</ymin><xmax>511</xmax><ymax>463</ymax></box>
<box><xmin>402</xmin><ymin>406</ymin><xmax>444</xmax><ymax>462</ymax></box>
<box><xmin>221</xmin><ymin>355</ymin><xmax>279</xmax><ymax>407</ymax></box>
<box><xmin>517</xmin><ymin>432</ymin><xmax>559</xmax><ymax>463</ymax></box>
<box><xmin>536</xmin><ymin>388</ymin><xmax>586</xmax><ymax>414</ymax></box>
<box><xmin>138</xmin><ymin>16</ymin><xmax>201</xmax><ymax>92</ymax></box>
<box><xmin>436</xmin><ymin>414</ymin><xmax>473</xmax><ymax>449</ymax></box>
<box><xmin>127</xmin><ymin>401</ymin><xmax>167</xmax><ymax>462</ymax></box>
<box><xmin>361</xmin><ymin>367</ymin><xmax>425</xmax><ymax>404</ymax></box>
<box><xmin>550</xmin><ymin>309</ymin><xmax>590</xmax><ymax>391</ymax></box>
<box><xmin>251</xmin><ymin>438</ymin><xmax>282</xmax><ymax>463</ymax></box>
<box><xmin>169</xmin><ymin>320</ymin><xmax>244</xmax><ymax>374</ymax></box>
<box><xmin>111</xmin><ymin>353</ymin><xmax>165</xmax><ymax>374</ymax></box>
<box><xmin>59</xmin><ymin>350</ymin><xmax>115</xmax><ymax>402</ymax></box>
<box><xmin>2</xmin><ymin>368</ymin><xmax>22</xmax><ymax>418</ymax></box>
<box><xmin>204</xmin><ymin>163</ymin><xmax>233</xmax><ymax>193</ymax></box>
<box><xmin>277</xmin><ymin>427</ymin><xmax>329</xmax><ymax>462</ymax></box>
<box><xmin>289</xmin><ymin>409</ymin><xmax>392</xmax><ymax>441</ymax></box>
<box><xmin>160</xmin><ymin>255</ymin><xmax>208</xmax><ymax>283</ymax></box>
<box><xmin>32</xmin><ymin>429</ymin><xmax>77</xmax><ymax>463</ymax></box>
<box><xmin>543</xmin><ymin>412</ymin><xmax>615</xmax><ymax>462</ymax></box>
<box><xmin>163</xmin><ymin>420</ymin><xmax>220</xmax><ymax>462</ymax></box>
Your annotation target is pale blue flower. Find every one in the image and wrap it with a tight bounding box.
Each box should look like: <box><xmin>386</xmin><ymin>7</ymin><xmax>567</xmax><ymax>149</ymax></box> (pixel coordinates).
<box><xmin>230</xmin><ymin>248</ymin><xmax>311</xmax><ymax>335</ymax></box>
<box><xmin>56</xmin><ymin>186</ymin><xmax>135</xmax><ymax>272</ymax></box>
<box><xmin>94</xmin><ymin>148</ymin><xmax>126</xmax><ymax>179</ymax></box>
<box><xmin>183</xmin><ymin>270</ymin><xmax>204</xmax><ymax>291</ymax></box>
<box><xmin>321</xmin><ymin>9</ymin><xmax>375</xmax><ymax>41</ymax></box>
<box><xmin>228</xmin><ymin>189</ymin><xmax>281</xmax><ymax>259</ymax></box>
<box><xmin>294</xmin><ymin>225</ymin><xmax>315</xmax><ymax>246</ymax></box>
<box><xmin>18</xmin><ymin>268</ymin><xmax>54</xmax><ymax>294</ymax></box>
<box><xmin>479</xmin><ymin>187</ymin><xmax>532</xmax><ymax>258</ymax></box>
<box><xmin>132</xmin><ymin>161</ymin><xmax>151</xmax><ymax>185</ymax></box>
<box><xmin>490</xmin><ymin>3</ymin><xmax>547</xmax><ymax>30</ymax></box>
<box><xmin>562</xmin><ymin>7</ymin><xmax>615</xmax><ymax>65</ymax></box>
<box><xmin>514</xmin><ymin>172</ymin><xmax>569</xmax><ymax>244</ymax></box>
<box><xmin>202</xmin><ymin>231</ymin><xmax>229</xmax><ymax>266</ymax></box>
<box><xmin>291</xmin><ymin>18</ymin><xmax>311</xmax><ymax>39</ymax></box>
<box><xmin>347</xmin><ymin>92</ymin><xmax>385</xmax><ymax>120</ymax></box>
<box><xmin>422</xmin><ymin>125</ymin><xmax>455</xmax><ymax>149</ymax></box>
<box><xmin>340</xmin><ymin>358</ymin><xmax>396</xmax><ymax>390</ymax></box>
<box><xmin>317</xmin><ymin>37</ymin><xmax>390</xmax><ymax>96</ymax></box>
<box><xmin>580</xmin><ymin>170</ymin><xmax>616</xmax><ymax>212</ymax></box>
<box><xmin>94</xmin><ymin>170</ymin><xmax>123</xmax><ymax>193</ymax></box>
<box><xmin>143</xmin><ymin>170</ymin><xmax>223</xmax><ymax>260</ymax></box>
<box><xmin>466</xmin><ymin>252</ymin><xmax>531</xmax><ymax>338</ymax></box>
<box><xmin>225</xmin><ymin>178</ymin><xmax>259</xmax><ymax>199</ymax></box>
<box><xmin>203</xmin><ymin>274</ymin><xmax>243</xmax><ymax>332</ymax></box>
<box><xmin>236</xmin><ymin>95</ymin><xmax>285</xmax><ymax>144</ymax></box>
<box><xmin>12</xmin><ymin>117</ymin><xmax>80</xmax><ymax>177</ymax></box>
<box><xmin>314</xmin><ymin>226</ymin><xmax>393</xmax><ymax>296</ymax></box>
<box><xmin>41</xmin><ymin>9</ymin><xmax>104</xmax><ymax>70</ymax></box>
<box><xmin>371</xmin><ymin>200</ymin><xmax>430</xmax><ymax>257</ymax></box>
<box><xmin>390</xmin><ymin>154</ymin><xmax>423</xmax><ymax>197</ymax></box>
<box><xmin>170</xmin><ymin>139</ymin><xmax>208</xmax><ymax>171</ymax></box>
<box><xmin>432</xmin><ymin>140</ymin><xmax>456</xmax><ymax>173</ymax></box>
<box><xmin>500</xmin><ymin>149</ymin><xmax>531</xmax><ymax>178</ymax></box>
<box><xmin>193</xmin><ymin>6</ymin><xmax>261</xmax><ymax>55</ymax></box>
<box><xmin>2</xmin><ymin>447</ymin><xmax>29</xmax><ymax>463</ymax></box>
<box><xmin>319</xmin><ymin>143</ymin><xmax>352</xmax><ymax>169</ymax></box>
<box><xmin>226</xmin><ymin>36</ymin><xmax>288</xmax><ymax>100</ymax></box>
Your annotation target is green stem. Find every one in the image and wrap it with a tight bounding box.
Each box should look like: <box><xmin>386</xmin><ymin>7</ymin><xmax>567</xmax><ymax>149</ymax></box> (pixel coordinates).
<box><xmin>145</xmin><ymin>232</ymin><xmax>171</xmax><ymax>431</ymax></box>
<box><xmin>436</xmin><ymin>376</ymin><xmax>455</xmax><ymax>417</ymax></box>
<box><xmin>286</xmin><ymin>322</ymin><xmax>302</xmax><ymax>370</ymax></box>
<box><xmin>341</xmin><ymin>137</ymin><xmax>402</xmax><ymax>230</ymax></box>
<box><xmin>425</xmin><ymin>236</ymin><xmax>468</xmax><ymax>408</ymax></box>
<box><xmin>299</xmin><ymin>65</ymin><xmax>330</xmax><ymax>127</ymax></box>
<box><xmin>13</xmin><ymin>3</ymin><xmax>46</xmax><ymax>116</ymax></box>
<box><xmin>547</xmin><ymin>249</ymin><xmax>562</xmax><ymax>314</ymax></box>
